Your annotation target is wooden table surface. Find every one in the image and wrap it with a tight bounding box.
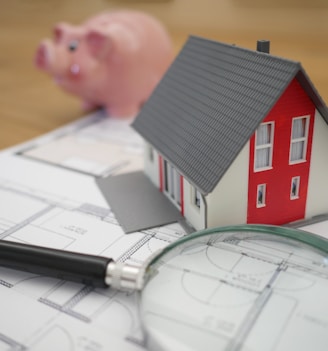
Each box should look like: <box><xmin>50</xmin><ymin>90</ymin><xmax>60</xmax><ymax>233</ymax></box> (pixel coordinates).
<box><xmin>1</xmin><ymin>0</ymin><xmax>327</xmax><ymax>150</ymax></box>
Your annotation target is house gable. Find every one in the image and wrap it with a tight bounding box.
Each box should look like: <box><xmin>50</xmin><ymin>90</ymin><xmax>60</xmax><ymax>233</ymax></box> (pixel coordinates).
<box><xmin>247</xmin><ymin>77</ymin><xmax>316</xmax><ymax>224</ymax></box>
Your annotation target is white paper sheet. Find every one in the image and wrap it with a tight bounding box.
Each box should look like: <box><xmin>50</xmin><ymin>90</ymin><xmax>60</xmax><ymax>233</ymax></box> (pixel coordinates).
<box><xmin>0</xmin><ymin>110</ymin><xmax>327</xmax><ymax>350</ymax></box>
<box><xmin>0</xmin><ymin>111</ymin><xmax>186</xmax><ymax>350</ymax></box>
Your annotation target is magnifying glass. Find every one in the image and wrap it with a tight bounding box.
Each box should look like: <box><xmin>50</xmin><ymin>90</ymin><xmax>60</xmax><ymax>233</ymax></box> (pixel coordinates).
<box><xmin>1</xmin><ymin>224</ymin><xmax>328</xmax><ymax>350</ymax></box>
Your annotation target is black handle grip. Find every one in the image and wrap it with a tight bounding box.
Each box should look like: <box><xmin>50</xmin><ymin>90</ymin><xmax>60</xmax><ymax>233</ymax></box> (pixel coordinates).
<box><xmin>0</xmin><ymin>240</ymin><xmax>113</xmax><ymax>288</ymax></box>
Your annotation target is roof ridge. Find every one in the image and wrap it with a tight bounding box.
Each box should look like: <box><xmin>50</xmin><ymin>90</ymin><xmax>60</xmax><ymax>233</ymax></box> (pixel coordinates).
<box><xmin>188</xmin><ymin>35</ymin><xmax>302</xmax><ymax>67</ymax></box>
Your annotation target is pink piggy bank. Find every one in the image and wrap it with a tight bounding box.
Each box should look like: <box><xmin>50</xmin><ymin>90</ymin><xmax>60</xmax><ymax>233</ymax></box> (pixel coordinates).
<box><xmin>34</xmin><ymin>11</ymin><xmax>174</xmax><ymax>117</ymax></box>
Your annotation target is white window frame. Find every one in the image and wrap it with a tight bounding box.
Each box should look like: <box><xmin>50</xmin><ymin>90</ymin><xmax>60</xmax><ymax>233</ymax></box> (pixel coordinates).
<box><xmin>290</xmin><ymin>176</ymin><xmax>300</xmax><ymax>200</ymax></box>
<box><xmin>254</xmin><ymin>122</ymin><xmax>274</xmax><ymax>172</ymax></box>
<box><xmin>256</xmin><ymin>184</ymin><xmax>266</xmax><ymax>208</ymax></box>
<box><xmin>147</xmin><ymin>145</ymin><xmax>154</xmax><ymax>162</ymax></box>
<box><xmin>163</xmin><ymin>159</ymin><xmax>181</xmax><ymax>209</ymax></box>
<box><xmin>289</xmin><ymin>116</ymin><xmax>310</xmax><ymax>164</ymax></box>
<box><xmin>191</xmin><ymin>186</ymin><xmax>201</xmax><ymax>210</ymax></box>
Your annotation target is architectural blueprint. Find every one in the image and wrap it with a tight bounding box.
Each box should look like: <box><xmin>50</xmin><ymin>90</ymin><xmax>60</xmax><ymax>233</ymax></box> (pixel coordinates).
<box><xmin>141</xmin><ymin>229</ymin><xmax>328</xmax><ymax>351</ymax></box>
<box><xmin>0</xmin><ymin>110</ymin><xmax>327</xmax><ymax>350</ymax></box>
<box><xmin>0</xmin><ymin>110</ymin><xmax>186</xmax><ymax>351</ymax></box>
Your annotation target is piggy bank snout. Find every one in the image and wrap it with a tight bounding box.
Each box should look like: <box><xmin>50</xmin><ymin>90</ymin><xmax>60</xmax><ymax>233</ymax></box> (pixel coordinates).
<box><xmin>35</xmin><ymin>42</ymin><xmax>52</xmax><ymax>70</ymax></box>
<box><xmin>35</xmin><ymin>43</ymin><xmax>48</xmax><ymax>69</ymax></box>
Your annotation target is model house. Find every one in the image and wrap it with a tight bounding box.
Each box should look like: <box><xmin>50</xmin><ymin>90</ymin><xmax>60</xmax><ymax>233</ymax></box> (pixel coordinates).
<box><xmin>132</xmin><ymin>36</ymin><xmax>328</xmax><ymax>231</ymax></box>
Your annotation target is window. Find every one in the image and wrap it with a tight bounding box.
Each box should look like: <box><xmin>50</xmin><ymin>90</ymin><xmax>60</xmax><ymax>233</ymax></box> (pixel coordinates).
<box><xmin>290</xmin><ymin>116</ymin><xmax>309</xmax><ymax>163</ymax></box>
<box><xmin>147</xmin><ymin>145</ymin><xmax>154</xmax><ymax>162</ymax></box>
<box><xmin>254</xmin><ymin>123</ymin><xmax>274</xmax><ymax>171</ymax></box>
<box><xmin>163</xmin><ymin>160</ymin><xmax>181</xmax><ymax>208</ymax></box>
<box><xmin>290</xmin><ymin>176</ymin><xmax>300</xmax><ymax>199</ymax></box>
<box><xmin>257</xmin><ymin>184</ymin><xmax>266</xmax><ymax>207</ymax></box>
<box><xmin>191</xmin><ymin>187</ymin><xmax>201</xmax><ymax>209</ymax></box>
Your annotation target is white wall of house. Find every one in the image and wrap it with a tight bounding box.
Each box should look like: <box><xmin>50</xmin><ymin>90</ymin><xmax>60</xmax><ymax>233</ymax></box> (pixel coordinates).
<box><xmin>206</xmin><ymin>142</ymin><xmax>250</xmax><ymax>228</ymax></box>
<box><xmin>305</xmin><ymin>111</ymin><xmax>328</xmax><ymax>218</ymax></box>
<box><xmin>143</xmin><ymin>143</ymin><xmax>160</xmax><ymax>187</ymax></box>
<box><xmin>143</xmin><ymin>141</ymin><xmax>251</xmax><ymax>230</ymax></box>
<box><xmin>183</xmin><ymin>179</ymin><xmax>206</xmax><ymax>230</ymax></box>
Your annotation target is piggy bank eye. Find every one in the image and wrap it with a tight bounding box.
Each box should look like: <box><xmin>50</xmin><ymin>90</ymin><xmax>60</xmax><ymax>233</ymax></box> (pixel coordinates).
<box><xmin>68</xmin><ymin>40</ymin><xmax>79</xmax><ymax>52</ymax></box>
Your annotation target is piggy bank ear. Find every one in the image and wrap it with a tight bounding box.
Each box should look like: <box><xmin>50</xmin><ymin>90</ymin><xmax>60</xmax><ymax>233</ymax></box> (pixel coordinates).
<box><xmin>86</xmin><ymin>30</ymin><xmax>112</xmax><ymax>59</ymax></box>
<box><xmin>53</xmin><ymin>22</ymin><xmax>73</xmax><ymax>43</ymax></box>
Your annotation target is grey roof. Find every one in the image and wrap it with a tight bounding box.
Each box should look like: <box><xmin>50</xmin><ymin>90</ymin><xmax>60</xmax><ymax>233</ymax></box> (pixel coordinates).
<box><xmin>132</xmin><ymin>36</ymin><xmax>328</xmax><ymax>195</ymax></box>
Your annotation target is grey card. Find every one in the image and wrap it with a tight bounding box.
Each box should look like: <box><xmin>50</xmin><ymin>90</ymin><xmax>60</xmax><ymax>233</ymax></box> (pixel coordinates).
<box><xmin>96</xmin><ymin>171</ymin><xmax>183</xmax><ymax>233</ymax></box>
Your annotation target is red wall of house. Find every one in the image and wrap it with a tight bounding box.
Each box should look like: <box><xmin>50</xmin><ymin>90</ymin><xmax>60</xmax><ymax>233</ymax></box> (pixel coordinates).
<box><xmin>247</xmin><ymin>78</ymin><xmax>315</xmax><ymax>225</ymax></box>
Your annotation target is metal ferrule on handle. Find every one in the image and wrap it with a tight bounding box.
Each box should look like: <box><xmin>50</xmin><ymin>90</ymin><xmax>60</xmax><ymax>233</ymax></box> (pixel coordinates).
<box><xmin>105</xmin><ymin>261</ymin><xmax>144</xmax><ymax>291</ymax></box>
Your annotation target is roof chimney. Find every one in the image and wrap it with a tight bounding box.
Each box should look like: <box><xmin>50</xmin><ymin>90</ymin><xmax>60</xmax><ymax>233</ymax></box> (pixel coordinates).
<box><xmin>257</xmin><ymin>40</ymin><xmax>270</xmax><ymax>53</ymax></box>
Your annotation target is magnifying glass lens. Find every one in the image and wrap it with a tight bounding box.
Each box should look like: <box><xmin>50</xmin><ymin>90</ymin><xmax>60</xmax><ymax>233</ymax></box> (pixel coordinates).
<box><xmin>139</xmin><ymin>225</ymin><xmax>328</xmax><ymax>351</ymax></box>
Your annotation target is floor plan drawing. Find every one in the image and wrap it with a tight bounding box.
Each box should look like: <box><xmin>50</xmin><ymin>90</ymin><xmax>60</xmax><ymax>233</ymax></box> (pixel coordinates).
<box><xmin>0</xmin><ymin>111</ymin><xmax>327</xmax><ymax>350</ymax></box>
<box><xmin>141</xmin><ymin>229</ymin><xmax>328</xmax><ymax>351</ymax></box>
<box><xmin>0</xmin><ymin>113</ymin><xmax>186</xmax><ymax>350</ymax></box>
<box><xmin>0</xmin><ymin>174</ymin><xmax>186</xmax><ymax>350</ymax></box>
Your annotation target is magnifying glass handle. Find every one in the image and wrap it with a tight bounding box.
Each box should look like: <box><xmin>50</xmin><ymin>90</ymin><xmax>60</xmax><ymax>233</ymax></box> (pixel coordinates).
<box><xmin>0</xmin><ymin>240</ymin><xmax>141</xmax><ymax>290</ymax></box>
